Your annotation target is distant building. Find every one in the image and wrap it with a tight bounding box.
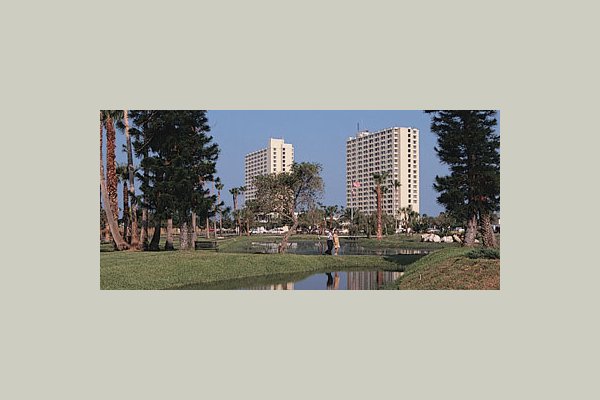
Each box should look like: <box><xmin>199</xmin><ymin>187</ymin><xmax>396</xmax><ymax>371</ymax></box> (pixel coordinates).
<box><xmin>346</xmin><ymin>127</ymin><xmax>420</xmax><ymax>216</ymax></box>
<box><xmin>244</xmin><ymin>138</ymin><xmax>294</xmax><ymax>201</ymax></box>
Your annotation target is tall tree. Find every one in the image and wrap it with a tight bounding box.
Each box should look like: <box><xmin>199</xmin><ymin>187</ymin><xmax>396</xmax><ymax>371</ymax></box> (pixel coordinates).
<box><xmin>129</xmin><ymin>110</ymin><xmax>218</xmax><ymax>251</ymax></box>
<box><xmin>393</xmin><ymin>179</ymin><xmax>401</xmax><ymax>230</ymax></box>
<box><xmin>426</xmin><ymin>110</ymin><xmax>500</xmax><ymax>247</ymax></box>
<box><xmin>99</xmin><ymin>113</ymin><xmax>128</xmax><ymax>250</ymax></box>
<box><xmin>230</xmin><ymin>187</ymin><xmax>241</xmax><ymax>235</ymax></box>
<box><xmin>122</xmin><ymin>110</ymin><xmax>140</xmax><ymax>248</ymax></box>
<box><xmin>215</xmin><ymin>178</ymin><xmax>224</xmax><ymax>234</ymax></box>
<box><xmin>101</xmin><ymin>110</ymin><xmax>123</xmax><ymax>245</ymax></box>
<box><xmin>324</xmin><ymin>205</ymin><xmax>339</xmax><ymax>230</ymax></box>
<box><xmin>372</xmin><ymin>171</ymin><xmax>389</xmax><ymax>240</ymax></box>
<box><xmin>254</xmin><ymin>162</ymin><xmax>324</xmax><ymax>253</ymax></box>
<box><xmin>116</xmin><ymin>163</ymin><xmax>130</xmax><ymax>242</ymax></box>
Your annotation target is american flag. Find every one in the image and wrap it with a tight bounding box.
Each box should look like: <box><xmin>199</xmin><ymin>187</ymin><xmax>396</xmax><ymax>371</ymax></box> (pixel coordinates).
<box><xmin>351</xmin><ymin>181</ymin><xmax>360</xmax><ymax>196</ymax></box>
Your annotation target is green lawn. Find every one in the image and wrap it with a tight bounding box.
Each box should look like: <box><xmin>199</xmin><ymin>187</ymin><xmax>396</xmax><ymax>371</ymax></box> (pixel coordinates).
<box><xmin>101</xmin><ymin>233</ymin><xmax>454</xmax><ymax>254</ymax></box>
<box><xmin>383</xmin><ymin>247</ymin><xmax>500</xmax><ymax>290</ymax></box>
<box><xmin>100</xmin><ymin>234</ymin><xmax>497</xmax><ymax>290</ymax></box>
<box><xmin>100</xmin><ymin>251</ymin><xmax>416</xmax><ymax>290</ymax></box>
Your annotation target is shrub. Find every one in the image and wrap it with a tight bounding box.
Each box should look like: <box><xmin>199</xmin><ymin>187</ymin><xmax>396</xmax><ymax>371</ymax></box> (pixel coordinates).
<box><xmin>466</xmin><ymin>248</ymin><xmax>500</xmax><ymax>259</ymax></box>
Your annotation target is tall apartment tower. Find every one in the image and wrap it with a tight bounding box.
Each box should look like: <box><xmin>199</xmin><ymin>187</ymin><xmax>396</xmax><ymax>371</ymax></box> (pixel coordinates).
<box><xmin>244</xmin><ymin>138</ymin><xmax>294</xmax><ymax>201</ymax></box>
<box><xmin>346</xmin><ymin>127</ymin><xmax>419</xmax><ymax>216</ymax></box>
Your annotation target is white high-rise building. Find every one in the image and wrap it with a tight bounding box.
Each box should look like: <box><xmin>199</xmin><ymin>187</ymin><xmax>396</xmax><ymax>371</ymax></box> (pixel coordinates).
<box><xmin>346</xmin><ymin>127</ymin><xmax>419</xmax><ymax>216</ymax></box>
<box><xmin>244</xmin><ymin>138</ymin><xmax>294</xmax><ymax>201</ymax></box>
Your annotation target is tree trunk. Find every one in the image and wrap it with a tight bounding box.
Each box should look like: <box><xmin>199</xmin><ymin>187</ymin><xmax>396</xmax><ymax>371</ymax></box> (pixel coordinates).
<box><xmin>149</xmin><ymin>218</ymin><xmax>161</xmax><ymax>251</ymax></box>
<box><xmin>246</xmin><ymin>218</ymin><xmax>250</xmax><ymax>237</ymax></box>
<box><xmin>218</xmin><ymin>191</ymin><xmax>222</xmax><ymax>234</ymax></box>
<box><xmin>105</xmin><ymin>116</ymin><xmax>119</xmax><ymax>232</ymax></box>
<box><xmin>123</xmin><ymin>110</ymin><xmax>140</xmax><ymax>248</ymax></box>
<box><xmin>104</xmin><ymin>225</ymin><xmax>111</xmax><ymax>243</ymax></box>
<box><xmin>139</xmin><ymin>208</ymin><xmax>148</xmax><ymax>250</ymax></box>
<box><xmin>206</xmin><ymin>216</ymin><xmax>210</xmax><ymax>238</ymax></box>
<box><xmin>122</xmin><ymin>181</ymin><xmax>130</xmax><ymax>243</ymax></box>
<box><xmin>464</xmin><ymin>214</ymin><xmax>478</xmax><ymax>247</ymax></box>
<box><xmin>480</xmin><ymin>211</ymin><xmax>497</xmax><ymax>248</ymax></box>
<box><xmin>138</xmin><ymin>147</ymin><xmax>149</xmax><ymax>251</ymax></box>
<box><xmin>279</xmin><ymin>215</ymin><xmax>298</xmax><ymax>254</ymax></box>
<box><xmin>100</xmin><ymin>118</ymin><xmax>128</xmax><ymax>250</ymax></box>
<box><xmin>233</xmin><ymin>194</ymin><xmax>240</xmax><ymax>236</ymax></box>
<box><xmin>180</xmin><ymin>220</ymin><xmax>190</xmax><ymax>250</ymax></box>
<box><xmin>376</xmin><ymin>187</ymin><xmax>383</xmax><ymax>240</ymax></box>
<box><xmin>165</xmin><ymin>218</ymin><xmax>174</xmax><ymax>250</ymax></box>
<box><xmin>191</xmin><ymin>212</ymin><xmax>197</xmax><ymax>246</ymax></box>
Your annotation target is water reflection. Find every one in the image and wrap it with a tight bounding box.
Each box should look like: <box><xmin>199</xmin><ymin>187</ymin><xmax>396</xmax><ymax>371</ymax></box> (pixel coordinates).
<box><xmin>246</xmin><ymin>270</ymin><xmax>403</xmax><ymax>290</ymax></box>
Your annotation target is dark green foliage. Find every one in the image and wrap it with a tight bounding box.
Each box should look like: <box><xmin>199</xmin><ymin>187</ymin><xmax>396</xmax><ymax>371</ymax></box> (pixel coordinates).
<box><xmin>466</xmin><ymin>248</ymin><xmax>500</xmax><ymax>259</ymax></box>
<box><xmin>426</xmin><ymin>111</ymin><xmax>500</xmax><ymax>221</ymax></box>
<box><xmin>128</xmin><ymin>111</ymin><xmax>219</xmax><ymax>225</ymax></box>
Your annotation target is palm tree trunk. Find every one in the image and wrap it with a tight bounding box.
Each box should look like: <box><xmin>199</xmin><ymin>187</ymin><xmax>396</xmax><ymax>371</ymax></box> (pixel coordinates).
<box><xmin>233</xmin><ymin>194</ymin><xmax>240</xmax><ymax>236</ymax></box>
<box><xmin>376</xmin><ymin>186</ymin><xmax>383</xmax><ymax>240</ymax></box>
<box><xmin>165</xmin><ymin>217</ymin><xmax>174</xmax><ymax>250</ymax></box>
<box><xmin>191</xmin><ymin>212</ymin><xmax>197</xmax><ymax>246</ymax></box>
<box><xmin>122</xmin><ymin>181</ymin><xmax>130</xmax><ymax>243</ymax></box>
<box><xmin>105</xmin><ymin>116</ymin><xmax>119</xmax><ymax>232</ymax></box>
<box><xmin>206</xmin><ymin>216</ymin><xmax>210</xmax><ymax>238</ymax></box>
<box><xmin>218</xmin><ymin>191</ymin><xmax>222</xmax><ymax>234</ymax></box>
<box><xmin>138</xmin><ymin>147</ymin><xmax>149</xmax><ymax>250</ymax></box>
<box><xmin>123</xmin><ymin>110</ymin><xmax>140</xmax><ymax>247</ymax></box>
<box><xmin>180</xmin><ymin>219</ymin><xmax>190</xmax><ymax>250</ymax></box>
<box><xmin>480</xmin><ymin>211</ymin><xmax>497</xmax><ymax>248</ymax></box>
<box><xmin>100</xmin><ymin>118</ymin><xmax>128</xmax><ymax>250</ymax></box>
<box><xmin>464</xmin><ymin>214</ymin><xmax>478</xmax><ymax>247</ymax></box>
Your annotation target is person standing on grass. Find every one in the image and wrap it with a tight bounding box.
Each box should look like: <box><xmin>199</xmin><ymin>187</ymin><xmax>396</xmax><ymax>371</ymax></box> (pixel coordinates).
<box><xmin>325</xmin><ymin>229</ymin><xmax>333</xmax><ymax>255</ymax></box>
<box><xmin>333</xmin><ymin>229</ymin><xmax>340</xmax><ymax>256</ymax></box>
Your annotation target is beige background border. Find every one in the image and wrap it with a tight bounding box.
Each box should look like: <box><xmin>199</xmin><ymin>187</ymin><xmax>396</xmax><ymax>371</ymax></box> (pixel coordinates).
<box><xmin>2</xmin><ymin>1</ymin><xmax>598</xmax><ymax>399</ymax></box>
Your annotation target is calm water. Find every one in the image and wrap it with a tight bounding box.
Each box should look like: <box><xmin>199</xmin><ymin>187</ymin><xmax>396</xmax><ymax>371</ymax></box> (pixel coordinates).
<box><xmin>248</xmin><ymin>241</ymin><xmax>430</xmax><ymax>256</ymax></box>
<box><xmin>171</xmin><ymin>240</ymin><xmax>425</xmax><ymax>290</ymax></box>
<box><xmin>245</xmin><ymin>270</ymin><xmax>405</xmax><ymax>290</ymax></box>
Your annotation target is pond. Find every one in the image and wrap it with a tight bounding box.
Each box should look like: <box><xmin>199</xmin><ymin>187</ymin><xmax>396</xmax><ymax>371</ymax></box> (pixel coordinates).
<box><xmin>244</xmin><ymin>269</ymin><xmax>405</xmax><ymax>290</ymax></box>
<box><xmin>173</xmin><ymin>252</ymin><xmax>423</xmax><ymax>290</ymax></box>
<box><xmin>247</xmin><ymin>241</ymin><xmax>430</xmax><ymax>256</ymax></box>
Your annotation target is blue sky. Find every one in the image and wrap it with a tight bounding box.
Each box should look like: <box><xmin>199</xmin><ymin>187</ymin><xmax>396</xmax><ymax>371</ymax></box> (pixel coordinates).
<box><xmin>112</xmin><ymin>110</ymin><xmax>500</xmax><ymax>217</ymax></box>
<box><xmin>207</xmin><ymin>110</ymin><xmax>448</xmax><ymax>216</ymax></box>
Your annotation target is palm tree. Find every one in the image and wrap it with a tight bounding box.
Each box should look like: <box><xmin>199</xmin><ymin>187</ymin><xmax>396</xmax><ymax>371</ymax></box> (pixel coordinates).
<box><xmin>100</xmin><ymin>110</ymin><xmax>123</xmax><ymax>240</ymax></box>
<box><xmin>100</xmin><ymin>112</ymin><xmax>128</xmax><ymax>250</ymax></box>
<box><xmin>215</xmin><ymin>178</ymin><xmax>224</xmax><ymax>234</ymax></box>
<box><xmin>399</xmin><ymin>205</ymin><xmax>418</xmax><ymax>235</ymax></box>
<box><xmin>123</xmin><ymin>110</ymin><xmax>139</xmax><ymax>248</ymax></box>
<box><xmin>230</xmin><ymin>186</ymin><xmax>246</xmax><ymax>236</ymax></box>
<box><xmin>372</xmin><ymin>172</ymin><xmax>389</xmax><ymax>240</ymax></box>
<box><xmin>116</xmin><ymin>163</ymin><xmax>130</xmax><ymax>242</ymax></box>
<box><xmin>393</xmin><ymin>179</ymin><xmax>401</xmax><ymax>230</ymax></box>
<box><xmin>229</xmin><ymin>187</ymin><xmax>240</xmax><ymax>235</ymax></box>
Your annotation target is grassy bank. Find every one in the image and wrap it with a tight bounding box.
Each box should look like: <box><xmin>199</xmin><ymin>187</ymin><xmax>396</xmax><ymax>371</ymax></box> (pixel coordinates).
<box><xmin>100</xmin><ymin>251</ymin><xmax>414</xmax><ymax>290</ymax></box>
<box><xmin>384</xmin><ymin>247</ymin><xmax>500</xmax><ymax>290</ymax></box>
<box><xmin>101</xmin><ymin>233</ymin><xmax>455</xmax><ymax>254</ymax></box>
